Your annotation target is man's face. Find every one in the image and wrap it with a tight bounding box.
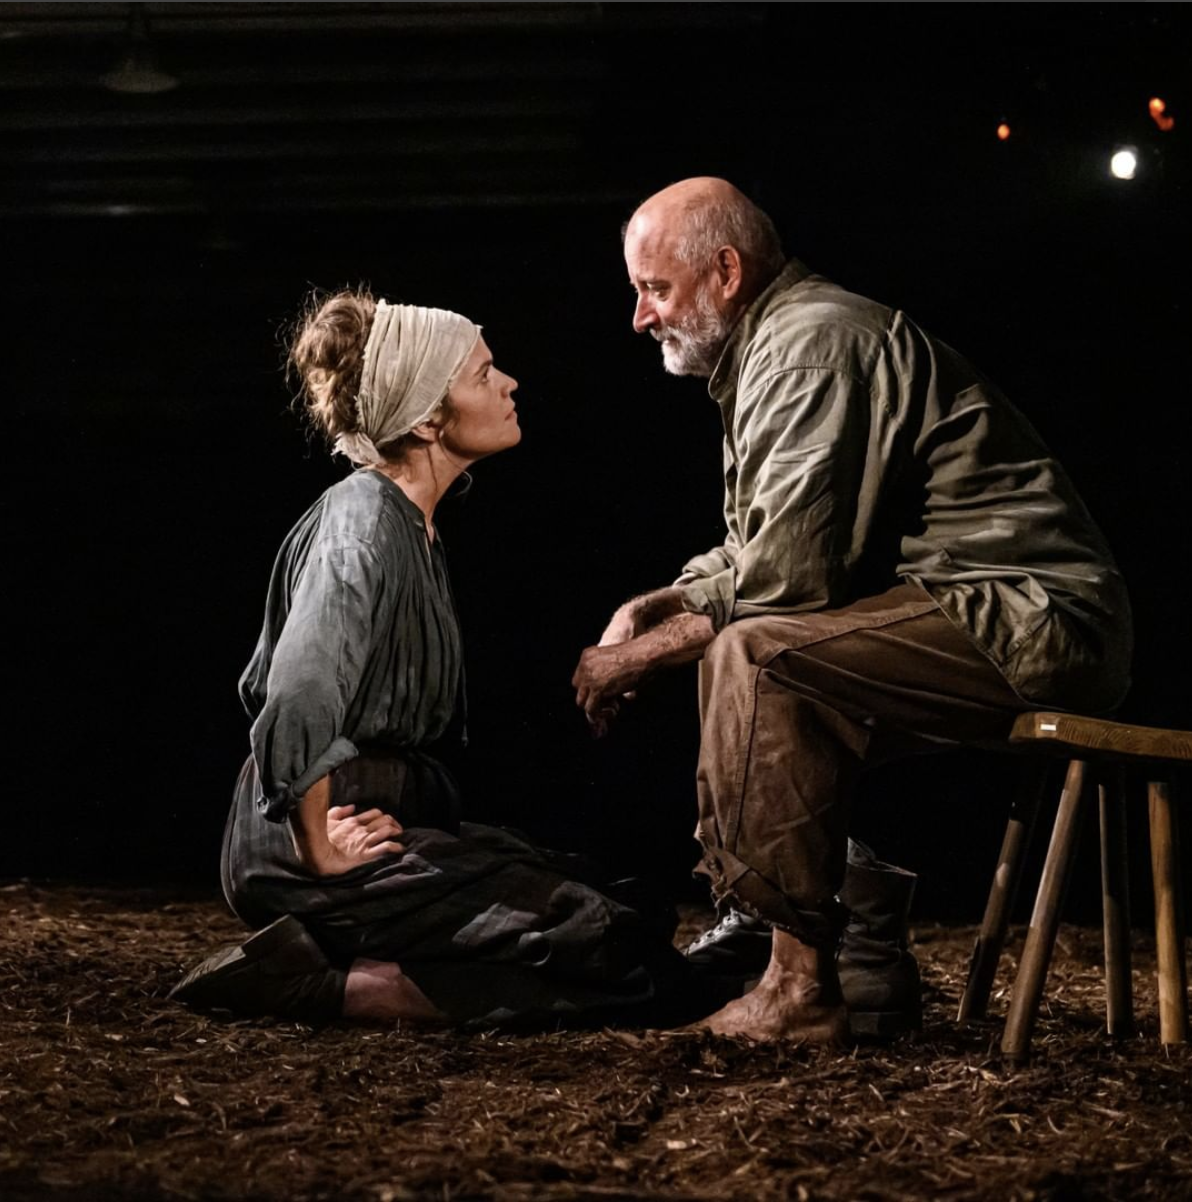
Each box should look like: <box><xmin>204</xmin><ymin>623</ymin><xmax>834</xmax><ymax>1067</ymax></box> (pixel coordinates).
<box><xmin>624</xmin><ymin>225</ymin><xmax>732</xmax><ymax>378</ymax></box>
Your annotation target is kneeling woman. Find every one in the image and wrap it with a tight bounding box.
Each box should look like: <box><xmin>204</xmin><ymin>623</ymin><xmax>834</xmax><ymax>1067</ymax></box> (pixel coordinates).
<box><xmin>172</xmin><ymin>290</ymin><xmax>695</xmax><ymax>1027</ymax></box>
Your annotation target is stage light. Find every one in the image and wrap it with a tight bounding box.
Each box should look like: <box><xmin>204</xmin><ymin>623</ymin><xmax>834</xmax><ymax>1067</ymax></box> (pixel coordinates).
<box><xmin>996</xmin><ymin>123</ymin><xmax>1011</xmax><ymax>141</ymax></box>
<box><xmin>1148</xmin><ymin>97</ymin><xmax>1175</xmax><ymax>132</ymax></box>
<box><xmin>1109</xmin><ymin>148</ymin><xmax>1138</xmax><ymax>180</ymax></box>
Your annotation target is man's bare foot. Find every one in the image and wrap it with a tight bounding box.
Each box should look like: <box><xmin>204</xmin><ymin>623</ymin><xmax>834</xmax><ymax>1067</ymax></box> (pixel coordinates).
<box><xmin>691</xmin><ymin>983</ymin><xmax>848</xmax><ymax>1043</ymax></box>
<box><xmin>687</xmin><ymin>928</ymin><xmax>849</xmax><ymax>1044</ymax></box>
<box><xmin>343</xmin><ymin>958</ymin><xmax>446</xmax><ymax>1022</ymax></box>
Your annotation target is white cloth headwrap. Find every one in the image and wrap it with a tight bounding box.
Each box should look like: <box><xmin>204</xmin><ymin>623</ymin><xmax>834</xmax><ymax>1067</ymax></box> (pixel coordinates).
<box><xmin>334</xmin><ymin>300</ymin><xmax>481</xmax><ymax>466</ymax></box>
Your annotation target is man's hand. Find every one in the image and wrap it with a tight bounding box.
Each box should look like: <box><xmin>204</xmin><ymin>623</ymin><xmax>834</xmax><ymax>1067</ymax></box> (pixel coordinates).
<box><xmin>596</xmin><ymin>604</ymin><xmax>645</xmax><ymax>703</ymax></box>
<box><xmin>572</xmin><ymin>609</ymin><xmax>717</xmax><ymax>738</ymax></box>
<box><xmin>593</xmin><ymin>588</ymin><xmax>687</xmax><ymax>706</ymax></box>
<box><xmin>572</xmin><ymin>642</ymin><xmax>645</xmax><ymax>738</ymax></box>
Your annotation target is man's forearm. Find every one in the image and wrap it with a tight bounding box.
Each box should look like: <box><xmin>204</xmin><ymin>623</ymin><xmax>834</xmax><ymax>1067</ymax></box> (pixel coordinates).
<box><xmin>624</xmin><ymin>586</ymin><xmax>690</xmax><ymax>632</ymax></box>
<box><xmin>577</xmin><ymin>610</ymin><xmax>715</xmax><ymax>700</ymax></box>
<box><xmin>601</xmin><ymin>585</ymin><xmax>689</xmax><ymax>646</ymax></box>
<box><xmin>628</xmin><ymin>609</ymin><xmax>716</xmax><ymax>674</ymax></box>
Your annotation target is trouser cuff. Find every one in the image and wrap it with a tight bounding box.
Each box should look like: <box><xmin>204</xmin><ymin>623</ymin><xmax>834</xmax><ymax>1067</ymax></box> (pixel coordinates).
<box><xmin>697</xmin><ymin>845</ymin><xmax>847</xmax><ymax>951</ymax></box>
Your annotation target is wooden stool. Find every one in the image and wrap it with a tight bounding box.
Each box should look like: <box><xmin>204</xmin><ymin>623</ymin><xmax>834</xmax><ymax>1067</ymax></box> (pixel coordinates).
<box><xmin>957</xmin><ymin>711</ymin><xmax>1190</xmax><ymax>1062</ymax></box>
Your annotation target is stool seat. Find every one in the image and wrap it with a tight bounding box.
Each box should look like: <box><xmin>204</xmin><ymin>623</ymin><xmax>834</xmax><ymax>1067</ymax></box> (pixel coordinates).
<box><xmin>959</xmin><ymin>710</ymin><xmax>1189</xmax><ymax>1062</ymax></box>
<box><xmin>1010</xmin><ymin>711</ymin><xmax>1192</xmax><ymax>762</ymax></box>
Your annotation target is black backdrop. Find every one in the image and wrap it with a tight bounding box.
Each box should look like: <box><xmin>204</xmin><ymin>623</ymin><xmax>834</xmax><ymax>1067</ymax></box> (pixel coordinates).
<box><xmin>6</xmin><ymin>4</ymin><xmax>1189</xmax><ymax>924</ymax></box>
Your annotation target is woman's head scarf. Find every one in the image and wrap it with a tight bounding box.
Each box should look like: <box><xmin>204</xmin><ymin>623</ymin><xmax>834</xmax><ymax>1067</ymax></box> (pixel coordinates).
<box><xmin>334</xmin><ymin>300</ymin><xmax>480</xmax><ymax>465</ymax></box>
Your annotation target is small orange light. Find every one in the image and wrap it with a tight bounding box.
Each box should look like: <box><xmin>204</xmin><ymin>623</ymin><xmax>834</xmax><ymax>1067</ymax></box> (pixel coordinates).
<box><xmin>1149</xmin><ymin>96</ymin><xmax>1175</xmax><ymax>132</ymax></box>
<box><xmin>996</xmin><ymin>122</ymin><xmax>1011</xmax><ymax>141</ymax></box>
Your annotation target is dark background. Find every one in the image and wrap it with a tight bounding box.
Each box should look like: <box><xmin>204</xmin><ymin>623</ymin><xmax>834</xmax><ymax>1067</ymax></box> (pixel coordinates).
<box><xmin>5</xmin><ymin>3</ymin><xmax>1189</xmax><ymax>923</ymax></box>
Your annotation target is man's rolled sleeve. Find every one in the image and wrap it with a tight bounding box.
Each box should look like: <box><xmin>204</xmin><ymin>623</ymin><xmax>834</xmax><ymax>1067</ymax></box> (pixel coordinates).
<box><xmin>674</xmin><ymin>526</ymin><xmax>742</xmax><ymax>630</ymax></box>
<box><xmin>677</xmin><ymin>566</ymin><xmax>738</xmax><ymax>631</ymax></box>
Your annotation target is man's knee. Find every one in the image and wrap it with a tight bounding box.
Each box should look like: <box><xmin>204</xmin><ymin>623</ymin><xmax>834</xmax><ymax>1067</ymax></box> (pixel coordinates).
<box><xmin>703</xmin><ymin>619</ymin><xmax>775</xmax><ymax>678</ymax></box>
<box><xmin>699</xmin><ymin>623</ymin><xmax>768</xmax><ymax>720</ymax></box>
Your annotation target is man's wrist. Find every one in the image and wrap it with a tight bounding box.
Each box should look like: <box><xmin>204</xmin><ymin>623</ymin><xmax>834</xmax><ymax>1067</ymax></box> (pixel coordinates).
<box><xmin>620</xmin><ymin>633</ymin><xmax>654</xmax><ymax>682</ymax></box>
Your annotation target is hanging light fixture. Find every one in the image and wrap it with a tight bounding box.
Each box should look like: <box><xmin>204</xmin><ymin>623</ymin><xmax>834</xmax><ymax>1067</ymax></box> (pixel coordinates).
<box><xmin>101</xmin><ymin>3</ymin><xmax>178</xmax><ymax>95</ymax></box>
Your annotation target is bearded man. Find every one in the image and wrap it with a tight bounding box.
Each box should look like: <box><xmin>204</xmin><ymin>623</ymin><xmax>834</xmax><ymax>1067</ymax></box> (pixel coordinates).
<box><xmin>572</xmin><ymin>177</ymin><xmax>1131</xmax><ymax>1042</ymax></box>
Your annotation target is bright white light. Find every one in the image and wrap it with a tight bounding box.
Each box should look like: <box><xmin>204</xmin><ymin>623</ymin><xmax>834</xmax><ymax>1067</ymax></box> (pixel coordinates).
<box><xmin>1109</xmin><ymin>148</ymin><xmax>1138</xmax><ymax>180</ymax></box>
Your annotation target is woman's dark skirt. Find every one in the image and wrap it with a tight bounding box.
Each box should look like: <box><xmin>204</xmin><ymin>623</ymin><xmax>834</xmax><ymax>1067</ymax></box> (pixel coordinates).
<box><xmin>220</xmin><ymin>750</ymin><xmax>707</xmax><ymax>1029</ymax></box>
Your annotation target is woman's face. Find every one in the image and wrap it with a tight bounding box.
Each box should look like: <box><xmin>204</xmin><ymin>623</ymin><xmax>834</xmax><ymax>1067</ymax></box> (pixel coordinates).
<box><xmin>441</xmin><ymin>336</ymin><xmax>521</xmax><ymax>463</ymax></box>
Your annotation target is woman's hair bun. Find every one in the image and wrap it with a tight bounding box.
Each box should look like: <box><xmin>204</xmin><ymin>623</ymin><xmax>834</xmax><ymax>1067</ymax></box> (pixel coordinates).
<box><xmin>287</xmin><ymin>287</ymin><xmax>377</xmax><ymax>443</ymax></box>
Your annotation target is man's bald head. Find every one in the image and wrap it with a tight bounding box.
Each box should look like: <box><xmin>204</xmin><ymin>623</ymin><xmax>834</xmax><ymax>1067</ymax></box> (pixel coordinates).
<box><xmin>626</xmin><ymin>177</ymin><xmax>785</xmax><ymax>294</ymax></box>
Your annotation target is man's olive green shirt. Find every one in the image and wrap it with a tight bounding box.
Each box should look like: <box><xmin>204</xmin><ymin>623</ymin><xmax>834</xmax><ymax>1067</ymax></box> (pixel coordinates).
<box><xmin>678</xmin><ymin>261</ymin><xmax>1132</xmax><ymax>713</ymax></box>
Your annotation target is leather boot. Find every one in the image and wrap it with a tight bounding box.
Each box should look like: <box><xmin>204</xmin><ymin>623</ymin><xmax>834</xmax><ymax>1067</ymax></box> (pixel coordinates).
<box><xmin>836</xmin><ymin>840</ymin><xmax>922</xmax><ymax>1038</ymax></box>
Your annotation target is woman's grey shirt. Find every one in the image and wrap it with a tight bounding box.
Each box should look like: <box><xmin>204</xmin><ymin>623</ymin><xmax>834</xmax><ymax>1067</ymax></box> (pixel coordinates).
<box><xmin>239</xmin><ymin>470</ymin><xmax>462</xmax><ymax>822</ymax></box>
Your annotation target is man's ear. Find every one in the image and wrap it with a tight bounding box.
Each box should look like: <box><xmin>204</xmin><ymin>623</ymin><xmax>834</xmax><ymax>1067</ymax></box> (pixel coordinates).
<box><xmin>712</xmin><ymin>245</ymin><xmax>744</xmax><ymax>301</ymax></box>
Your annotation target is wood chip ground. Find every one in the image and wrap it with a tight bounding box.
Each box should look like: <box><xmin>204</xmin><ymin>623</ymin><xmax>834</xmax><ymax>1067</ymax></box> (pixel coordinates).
<box><xmin>1</xmin><ymin>882</ymin><xmax>1189</xmax><ymax>1200</ymax></box>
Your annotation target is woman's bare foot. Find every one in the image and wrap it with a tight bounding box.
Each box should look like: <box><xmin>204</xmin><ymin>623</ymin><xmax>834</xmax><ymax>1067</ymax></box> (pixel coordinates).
<box><xmin>688</xmin><ymin>930</ymin><xmax>849</xmax><ymax>1044</ymax></box>
<box><xmin>343</xmin><ymin>958</ymin><xmax>446</xmax><ymax>1022</ymax></box>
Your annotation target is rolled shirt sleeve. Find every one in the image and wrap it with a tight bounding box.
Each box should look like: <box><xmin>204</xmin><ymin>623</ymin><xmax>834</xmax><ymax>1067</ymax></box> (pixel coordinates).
<box><xmin>675</xmin><ymin>543</ymin><xmax>738</xmax><ymax>623</ymax></box>
<box><xmin>250</xmin><ymin>533</ymin><xmax>387</xmax><ymax>821</ymax></box>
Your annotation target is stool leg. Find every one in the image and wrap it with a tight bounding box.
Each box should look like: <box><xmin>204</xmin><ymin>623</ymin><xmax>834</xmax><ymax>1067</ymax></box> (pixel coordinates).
<box><xmin>1148</xmin><ymin>779</ymin><xmax>1189</xmax><ymax>1045</ymax></box>
<box><xmin>958</xmin><ymin>765</ymin><xmax>1047</xmax><ymax>1022</ymax></box>
<box><xmin>1099</xmin><ymin>765</ymin><xmax>1134</xmax><ymax>1038</ymax></box>
<box><xmin>1002</xmin><ymin>759</ymin><xmax>1088</xmax><ymax>1062</ymax></box>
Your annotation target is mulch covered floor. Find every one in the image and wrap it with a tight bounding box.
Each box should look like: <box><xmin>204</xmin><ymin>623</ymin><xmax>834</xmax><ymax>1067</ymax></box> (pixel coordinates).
<box><xmin>1</xmin><ymin>881</ymin><xmax>1189</xmax><ymax>1201</ymax></box>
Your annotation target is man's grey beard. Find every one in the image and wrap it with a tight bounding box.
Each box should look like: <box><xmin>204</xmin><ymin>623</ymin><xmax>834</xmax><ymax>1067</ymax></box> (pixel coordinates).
<box><xmin>653</xmin><ymin>285</ymin><xmax>731</xmax><ymax>378</ymax></box>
